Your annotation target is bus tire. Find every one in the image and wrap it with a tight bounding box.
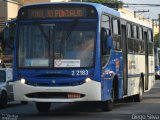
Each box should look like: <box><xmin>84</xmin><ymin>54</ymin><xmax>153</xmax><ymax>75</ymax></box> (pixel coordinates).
<box><xmin>102</xmin><ymin>87</ymin><xmax>114</xmax><ymax>111</ymax></box>
<box><xmin>113</xmin><ymin>76</ymin><xmax>119</xmax><ymax>102</ymax></box>
<box><xmin>0</xmin><ymin>91</ymin><xmax>7</xmax><ymax>108</ymax></box>
<box><xmin>102</xmin><ymin>100</ymin><xmax>113</xmax><ymax>111</ymax></box>
<box><xmin>36</xmin><ymin>102</ymin><xmax>51</xmax><ymax>112</ymax></box>
<box><xmin>124</xmin><ymin>96</ymin><xmax>134</xmax><ymax>102</ymax></box>
<box><xmin>21</xmin><ymin>101</ymin><xmax>28</xmax><ymax>105</ymax></box>
<box><xmin>134</xmin><ymin>78</ymin><xmax>143</xmax><ymax>102</ymax></box>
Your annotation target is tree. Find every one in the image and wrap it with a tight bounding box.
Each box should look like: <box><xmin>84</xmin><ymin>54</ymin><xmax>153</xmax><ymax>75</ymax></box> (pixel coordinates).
<box><xmin>82</xmin><ymin>0</ymin><xmax>118</xmax><ymax>3</ymax></box>
<box><xmin>154</xmin><ymin>33</ymin><xmax>159</xmax><ymax>47</ymax></box>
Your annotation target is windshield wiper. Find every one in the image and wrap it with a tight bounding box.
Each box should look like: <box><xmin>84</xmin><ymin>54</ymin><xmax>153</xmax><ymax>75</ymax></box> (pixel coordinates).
<box><xmin>60</xmin><ymin>19</ymin><xmax>79</xmax><ymax>54</ymax></box>
<box><xmin>34</xmin><ymin>21</ymin><xmax>50</xmax><ymax>43</ymax></box>
<box><xmin>65</xmin><ymin>19</ymin><xmax>79</xmax><ymax>41</ymax></box>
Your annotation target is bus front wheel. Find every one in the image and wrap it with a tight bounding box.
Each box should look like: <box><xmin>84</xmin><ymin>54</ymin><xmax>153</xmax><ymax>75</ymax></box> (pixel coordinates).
<box><xmin>102</xmin><ymin>87</ymin><xmax>114</xmax><ymax>111</ymax></box>
<box><xmin>102</xmin><ymin>100</ymin><xmax>113</xmax><ymax>111</ymax></box>
<box><xmin>36</xmin><ymin>102</ymin><xmax>51</xmax><ymax>112</ymax></box>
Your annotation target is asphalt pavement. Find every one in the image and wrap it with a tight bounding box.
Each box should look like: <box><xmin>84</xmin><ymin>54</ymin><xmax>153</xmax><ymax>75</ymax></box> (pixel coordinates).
<box><xmin>0</xmin><ymin>81</ymin><xmax>160</xmax><ymax>120</ymax></box>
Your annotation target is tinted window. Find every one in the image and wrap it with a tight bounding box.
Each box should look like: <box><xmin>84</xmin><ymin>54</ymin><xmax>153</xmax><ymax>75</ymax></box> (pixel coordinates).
<box><xmin>0</xmin><ymin>71</ymin><xmax>6</xmax><ymax>82</ymax></box>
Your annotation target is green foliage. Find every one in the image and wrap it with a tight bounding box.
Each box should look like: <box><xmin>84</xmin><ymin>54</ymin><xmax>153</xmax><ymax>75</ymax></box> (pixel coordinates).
<box><xmin>154</xmin><ymin>33</ymin><xmax>159</xmax><ymax>41</ymax></box>
<box><xmin>154</xmin><ymin>33</ymin><xmax>160</xmax><ymax>47</ymax></box>
<box><xmin>82</xmin><ymin>0</ymin><xmax>118</xmax><ymax>3</ymax></box>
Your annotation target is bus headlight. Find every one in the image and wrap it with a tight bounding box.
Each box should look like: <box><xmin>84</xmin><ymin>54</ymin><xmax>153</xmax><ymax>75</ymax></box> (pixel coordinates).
<box><xmin>85</xmin><ymin>78</ymin><xmax>92</xmax><ymax>83</ymax></box>
<box><xmin>20</xmin><ymin>78</ymin><xmax>26</xmax><ymax>84</ymax></box>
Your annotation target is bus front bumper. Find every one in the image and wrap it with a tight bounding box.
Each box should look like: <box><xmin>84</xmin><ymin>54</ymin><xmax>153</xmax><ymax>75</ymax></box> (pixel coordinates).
<box><xmin>13</xmin><ymin>80</ymin><xmax>101</xmax><ymax>102</ymax></box>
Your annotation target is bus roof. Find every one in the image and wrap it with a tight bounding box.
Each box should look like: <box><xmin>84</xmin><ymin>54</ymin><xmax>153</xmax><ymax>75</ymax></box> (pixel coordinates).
<box><xmin>18</xmin><ymin>2</ymin><xmax>151</xmax><ymax>29</ymax></box>
<box><xmin>18</xmin><ymin>2</ymin><xmax>120</xmax><ymax>18</ymax></box>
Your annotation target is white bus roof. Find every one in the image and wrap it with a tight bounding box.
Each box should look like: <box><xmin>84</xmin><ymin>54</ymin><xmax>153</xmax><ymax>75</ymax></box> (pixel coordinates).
<box><xmin>120</xmin><ymin>12</ymin><xmax>152</xmax><ymax>28</ymax></box>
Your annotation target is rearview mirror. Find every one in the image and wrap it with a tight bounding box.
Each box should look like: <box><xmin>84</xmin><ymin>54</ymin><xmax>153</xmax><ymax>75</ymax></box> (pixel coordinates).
<box><xmin>101</xmin><ymin>28</ymin><xmax>107</xmax><ymax>43</ymax></box>
<box><xmin>107</xmin><ymin>36</ymin><xmax>113</xmax><ymax>49</ymax></box>
<box><xmin>101</xmin><ymin>28</ymin><xmax>113</xmax><ymax>55</ymax></box>
<box><xmin>101</xmin><ymin>28</ymin><xmax>107</xmax><ymax>55</ymax></box>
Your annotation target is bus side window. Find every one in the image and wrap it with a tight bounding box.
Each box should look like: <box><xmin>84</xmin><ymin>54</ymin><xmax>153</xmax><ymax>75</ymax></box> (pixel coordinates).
<box><xmin>138</xmin><ymin>27</ymin><xmax>144</xmax><ymax>53</ymax></box>
<box><xmin>101</xmin><ymin>28</ymin><xmax>111</xmax><ymax>66</ymax></box>
<box><xmin>112</xmin><ymin>18</ymin><xmax>121</xmax><ymax>51</ymax></box>
<box><xmin>101</xmin><ymin>14</ymin><xmax>111</xmax><ymax>66</ymax></box>
<box><xmin>101</xmin><ymin>14</ymin><xmax>110</xmax><ymax>29</ymax></box>
<box><xmin>134</xmin><ymin>25</ymin><xmax>139</xmax><ymax>53</ymax></box>
<box><xmin>127</xmin><ymin>23</ymin><xmax>134</xmax><ymax>53</ymax></box>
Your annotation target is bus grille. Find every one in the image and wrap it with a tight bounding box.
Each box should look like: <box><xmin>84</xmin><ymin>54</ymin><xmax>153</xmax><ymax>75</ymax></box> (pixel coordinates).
<box><xmin>25</xmin><ymin>92</ymin><xmax>85</xmax><ymax>99</ymax></box>
<box><xmin>26</xmin><ymin>81</ymin><xmax>85</xmax><ymax>87</ymax></box>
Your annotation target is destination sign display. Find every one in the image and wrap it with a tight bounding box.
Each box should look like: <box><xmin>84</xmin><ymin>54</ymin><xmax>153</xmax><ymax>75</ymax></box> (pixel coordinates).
<box><xmin>18</xmin><ymin>4</ymin><xmax>98</xmax><ymax>19</ymax></box>
<box><xmin>28</xmin><ymin>8</ymin><xmax>86</xmax><ymax>19</ymax></box>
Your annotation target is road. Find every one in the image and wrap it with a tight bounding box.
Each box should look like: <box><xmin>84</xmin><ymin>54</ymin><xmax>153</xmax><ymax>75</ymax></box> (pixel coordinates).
<box><xmin>0</xmin><ymin>81</ymin><xmax>160</xmax><ymax>120</ymax></box>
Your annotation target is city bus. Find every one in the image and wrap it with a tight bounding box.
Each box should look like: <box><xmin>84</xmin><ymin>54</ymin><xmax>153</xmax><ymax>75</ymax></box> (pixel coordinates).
<box><xmin>4</xmin><ymin>2</ymin><xmax>155</xmax><ymax>112</ymax></box>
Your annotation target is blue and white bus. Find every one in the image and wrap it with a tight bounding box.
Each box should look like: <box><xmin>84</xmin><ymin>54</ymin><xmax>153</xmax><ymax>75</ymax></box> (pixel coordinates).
<box><xmin>5</xmin><ymin>2</ymin><xmax>155</xmax><ymax>112</ymax></box>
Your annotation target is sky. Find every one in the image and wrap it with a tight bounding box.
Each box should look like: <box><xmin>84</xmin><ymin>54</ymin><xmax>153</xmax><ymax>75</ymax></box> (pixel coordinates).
<box><xmin>120</xmin><ymin>0</ymin><xmax>160</xmax><ymax>20</ymax></box>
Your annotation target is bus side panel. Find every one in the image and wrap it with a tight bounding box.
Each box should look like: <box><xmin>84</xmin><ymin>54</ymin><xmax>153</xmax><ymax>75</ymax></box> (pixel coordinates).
<box><xmin>127</xmin><ymin>54</ymin><xmax>145</xmax><ymax>96</ymax></box>
<box><xmin>148</xmin><ymin>55</ymin><xmax>155</xmax><ymax>91</ymax></box>
<box><xmin>101</xmin><ymin>79</ymin><xmax>112</xmax><ymax>101</ymax></box>
<box><xmin>127</xmin><ymin>77</ymin><xmax>138</xmax><ymax>96</ymax></box>
<box><xmin>101</xmin><ymin>50</ymin><xmax>123</xmax><ymax>101</ymax></box>
<box><xmin>118</xmin><ymin>77</ymin><xmax>123</xmax><ymax>99</ymax></box>
<box><xmin>127</xmin><ymin>54</ymin><xmax>155</xmax><ymax>96</ymax></box>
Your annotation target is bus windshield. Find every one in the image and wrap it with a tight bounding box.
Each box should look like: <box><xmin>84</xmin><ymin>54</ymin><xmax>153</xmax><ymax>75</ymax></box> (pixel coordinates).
<box><xmin>18</xmin><ymin>21</ymin><xmax>96</xmax><ymax>68</ymax></box>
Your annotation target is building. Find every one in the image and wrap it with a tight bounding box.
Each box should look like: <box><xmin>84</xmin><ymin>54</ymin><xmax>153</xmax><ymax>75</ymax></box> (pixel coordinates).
<box><xmin>0</xmin><ymin>0</ymin><xmax>80</xmax><ymax>32</ymax></box>
<box><xmin>0</xmin><ymin>1</ymin><xmax>158</xmax><ymax>35</ymax></box>
<box><xmin>0</xmin><ymin>1</ymin><xmax>20</xmax><ymax>32</ymax></box>
<box><xmin>119</xmin><ymin>8</ymin><xmax>159</xmax><ymax>36</ymax></box>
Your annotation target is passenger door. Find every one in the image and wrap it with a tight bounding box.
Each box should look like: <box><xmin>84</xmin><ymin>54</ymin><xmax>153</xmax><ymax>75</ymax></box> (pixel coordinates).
<box><xmin>121</xmin><ymin>24</ymin><xmax>128</xmax><ymax>95</ymax></box>
<box><xmin>144</xmin><ymin>31</ymin><xmax>149</xmax><ymax>90</ymax></box>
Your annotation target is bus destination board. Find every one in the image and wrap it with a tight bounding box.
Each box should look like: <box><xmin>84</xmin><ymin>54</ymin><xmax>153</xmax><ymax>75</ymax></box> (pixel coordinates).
<box><xmin>28</xmin><ymin>8</ymin><xmax>86</xmax><ymax>19</ymax></box>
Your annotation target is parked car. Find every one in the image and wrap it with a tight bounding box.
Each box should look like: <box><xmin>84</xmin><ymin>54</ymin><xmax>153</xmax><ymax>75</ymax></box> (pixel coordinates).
<box><xmin>155</xmin><ymin>66</ymin><xmax>160</xmax><ymax>79</ymax></box>
<box><xmin>0</xmin><ymin>68</ymin><xmax>13</xmax><ymax>108</ymax></box>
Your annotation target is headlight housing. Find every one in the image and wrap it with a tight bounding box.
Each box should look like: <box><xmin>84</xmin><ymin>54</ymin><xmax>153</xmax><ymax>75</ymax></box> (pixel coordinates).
<box><xmin>20</xmin><ymin>78</ymin><xmax>26</xmax><ymax>84</ymax></box>
<box><xmin>85</xmin><ymin>78</ymin><xmax>92</xmax><ymax>83</ymax></box>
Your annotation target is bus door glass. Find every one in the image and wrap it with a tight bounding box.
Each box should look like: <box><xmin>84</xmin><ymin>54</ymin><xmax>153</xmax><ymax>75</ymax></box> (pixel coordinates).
<box><xmin>122</xmin><ymin>24</ymin><xmax>127</xmax><ymax>95</ymax></box>
<box><xmin>144</xmin><ymin>30</ymin><xmax>148</xmax><ymax>90</ymax></box>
